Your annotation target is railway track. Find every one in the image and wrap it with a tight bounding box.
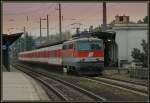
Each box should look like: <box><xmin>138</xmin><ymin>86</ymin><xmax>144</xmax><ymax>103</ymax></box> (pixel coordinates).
<box><xmin>13</xmin><ymin>64</ymin><xmax>106</xmax><ymax>102</ymax></box>
<box><xmin>82</xmin><ymin>76</ymin><xmax>148</xmax><ymax>97</ymax></box>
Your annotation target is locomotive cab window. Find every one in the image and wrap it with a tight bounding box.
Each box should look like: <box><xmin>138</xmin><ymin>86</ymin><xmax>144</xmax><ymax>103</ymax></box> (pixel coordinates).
<box><xmin>63</xmin><ymin>45</ymin><xmax>67</xmax><ymax>50</ymax></box>
<box><xmin>77</xmin><ymin>40</ymin><xmax>103</xmax><ymax>51</ymax></box>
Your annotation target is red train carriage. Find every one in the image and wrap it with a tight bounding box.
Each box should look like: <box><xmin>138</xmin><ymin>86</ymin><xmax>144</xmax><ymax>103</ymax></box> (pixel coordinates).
<box><xmin>18</xmin><ymin>37</ymin><xmax>104</xmax><ymax>75</ymax></box>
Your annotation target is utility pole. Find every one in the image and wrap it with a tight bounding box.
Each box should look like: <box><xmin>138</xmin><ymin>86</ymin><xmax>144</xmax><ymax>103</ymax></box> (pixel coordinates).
<box><xmin>19</xmin><ymin>37</ymin><xmax>21</xmax><ymax>52</ymax></box>
<box><xmin>25</xmin><ymin>16</ymin><xmax>29</xmax><ymax>51</ymax></box>
<box><xmin>102</xmin><ymin>1</ymin><xmax>107</xmax><ymax>31</ymax></box>
<box><xmin>23</xmin><ymin>26</ymin><xmax>26</xmax><ymax>51</ymax></box>
<box><xmin>40</xmin><ymin>17</ymin><xmax>42</xmax><ymax>45</ymax></box>
<box><xmin>58</xmin><ymin>3</ymin><xmax>62</xmax><ymax>41</ymax></box>
<box><xmin>47</xmin><ymin>14</ymin><xmax>49</xmax><ymax>42</ymax></box>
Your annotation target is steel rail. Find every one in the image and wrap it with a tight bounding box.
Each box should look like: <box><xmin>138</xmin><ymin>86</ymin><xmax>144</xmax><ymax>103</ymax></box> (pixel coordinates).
<box><xmin>95</xmin><ymin>76</ymin><xmax>147</xmax><ymax>91</ymax></box>
<box><xmin>101</xmin><ymin>76</ymin><xmax>147</xmax><ymax>87</ymax></box>
<box><xmin>14</xmin><ymin>63</ymin><xmax>106</xmax><ymax>101</ymax></box>
<box><xmin>13</xmin><ymin>64</ymin><xmax>69</xmax><ymax>101</ymax></box>
<box><xmin>82</xmin><ymin>77</ymin><xmax>148</xmax><ymax>97</ymax></box>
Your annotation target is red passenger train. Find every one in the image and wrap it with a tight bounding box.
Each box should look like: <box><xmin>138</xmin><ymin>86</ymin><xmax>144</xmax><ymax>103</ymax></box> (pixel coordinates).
<box><xmin>18</xmin><ymin>37</ymin><xmax>104</xmax><ymax>75</ymax></box>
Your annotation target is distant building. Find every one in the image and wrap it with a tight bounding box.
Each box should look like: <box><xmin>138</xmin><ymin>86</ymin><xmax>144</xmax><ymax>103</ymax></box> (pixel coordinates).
<box><xmin>107</xmin><ymin>15</ymin><xmax>148</xmax><ymax>67</ymax></box>
<box><xmin>115</xmin><ymin>14</ymin><xmax>130</xmax><ymax>24</ymax></box>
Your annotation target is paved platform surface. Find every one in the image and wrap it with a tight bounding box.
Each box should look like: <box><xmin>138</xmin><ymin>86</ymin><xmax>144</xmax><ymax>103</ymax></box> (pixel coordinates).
<box><xmin>2</xmin><ymin>71</ymin><xmax>50</xmax><ymax>101</ymax></box>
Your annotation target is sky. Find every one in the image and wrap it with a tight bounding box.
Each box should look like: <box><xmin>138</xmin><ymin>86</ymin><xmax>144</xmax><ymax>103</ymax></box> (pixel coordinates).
<box><xmin>3</xmin><ymin>2</ymin><xmax>148</xmax><ymax>37</ymax></box>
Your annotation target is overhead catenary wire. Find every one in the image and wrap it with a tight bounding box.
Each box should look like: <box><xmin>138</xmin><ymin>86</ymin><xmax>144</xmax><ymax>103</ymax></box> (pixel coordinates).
<box><xmin>4</xmin><ymin>3</ymin><xmax>103</xmax><ymax>35</ymax></box>
<box><xmin>4</xmin><ymin>4</ymin><xmax>56</xmax><ymax>16</ymax></box>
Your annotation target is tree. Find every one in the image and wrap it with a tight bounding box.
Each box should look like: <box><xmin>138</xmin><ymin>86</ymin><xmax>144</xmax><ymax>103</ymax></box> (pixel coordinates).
<box><xmin>137</xmin><ymin>16</ymin><xmax>148</xmax><ymax>24</ymax></box>
<box><xmin>143</xmin><ymin>16</ymin><xmax>148</xmax><ymax>23</ymax></box>
<box><xmin>89</xmin><ymin>25</ymin><xmax>94</xmax><ymax>32</ymax></box>
<box><xmin>93</xmin><ymin>25</ymin><xmax>101</xmax><ymax>32</ymax></box>
<box><xmin>131</xmin><ymin>39</ymin><xmax>148</xmax><ymax>67</ymax></box>
<box><xmin>25</xmin><ymin>35</ymin><xmax>35</xmax><ymax>51</ymax></box>
<box><xmin>109</xmin><ymin>20</ymin><xmax>115</xmax><ymax>26</ymax></box>
<box><xmin>61</xmin><ymin>30</ymin><xmax>72</xmax><ymax>40</ymax></box>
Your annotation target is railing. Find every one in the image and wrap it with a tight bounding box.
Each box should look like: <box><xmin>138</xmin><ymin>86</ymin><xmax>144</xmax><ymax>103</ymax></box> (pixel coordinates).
<box><xmin>129</xmin><ymin>68</ymin><xmax>148</xmax><ymax>79</ymax></box>
<box><xmin>104</xmin><ymin>67</ymin><xmax>148</xmax><ymax>79</ymax></box>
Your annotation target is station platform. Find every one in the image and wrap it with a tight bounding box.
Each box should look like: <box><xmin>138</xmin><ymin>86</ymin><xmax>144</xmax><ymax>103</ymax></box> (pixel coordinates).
<box><xmin>2</xmin><ymin>67</ymin><xmax>50</xmax><ymax>101</ymax></box>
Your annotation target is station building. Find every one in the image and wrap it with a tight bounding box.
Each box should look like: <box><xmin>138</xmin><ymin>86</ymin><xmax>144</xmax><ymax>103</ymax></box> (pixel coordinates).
<box><xmin>107</xmin><ymin>15</ymin><xmax>148</xmax><ymax>67</ymax></box>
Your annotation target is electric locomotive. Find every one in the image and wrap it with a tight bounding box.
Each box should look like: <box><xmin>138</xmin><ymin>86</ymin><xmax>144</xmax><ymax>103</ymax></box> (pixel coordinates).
<box><xmin>18</xmin><ymin>36</ymin><xmax>104</xmax><ymax>75</ymax></box>
<box><xmin>62</xmin><ymin>37</ymin><xmax>104</xmax><ymax>75</ymax></box>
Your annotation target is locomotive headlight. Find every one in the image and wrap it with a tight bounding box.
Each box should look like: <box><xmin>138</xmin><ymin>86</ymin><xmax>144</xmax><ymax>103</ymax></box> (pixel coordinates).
<box><xmin>96</xmin><ymin>58</ymin><xmax>100</xmax><ymax>61</ymax></box>
<box><xmin>80</xmin><ymin>58</ymin><xmax>85</xmax><ymax>62</ymax></box>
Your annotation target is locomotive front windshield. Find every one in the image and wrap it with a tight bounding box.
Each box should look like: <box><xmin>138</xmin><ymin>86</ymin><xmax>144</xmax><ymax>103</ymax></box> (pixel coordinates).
<box><xmin>77</xmin><ymin>41</ymin><xmax>103</xmax><ymax>51</ymax></box>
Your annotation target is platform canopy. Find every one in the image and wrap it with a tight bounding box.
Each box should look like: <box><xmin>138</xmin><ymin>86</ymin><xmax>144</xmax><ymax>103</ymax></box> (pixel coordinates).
<box><xmin>2</xmin><ymin>32</ymin><xmax>23</xmax><ymax>71</ymax></box>
<box><xmin>2</xmin><ymin>32</ymin><xmax>23</xmax><ymax>46</ymax></box>
<box><xmin>91</xmin><ymin>31</ymin><xmax>116</xmax><ymax>40</ymax></box>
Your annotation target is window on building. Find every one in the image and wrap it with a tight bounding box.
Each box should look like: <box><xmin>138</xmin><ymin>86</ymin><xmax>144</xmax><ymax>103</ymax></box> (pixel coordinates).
<box><xmin>119</xmin><ymin>16</ymin><xmax>123</xmax><ymax>22</ymax></box>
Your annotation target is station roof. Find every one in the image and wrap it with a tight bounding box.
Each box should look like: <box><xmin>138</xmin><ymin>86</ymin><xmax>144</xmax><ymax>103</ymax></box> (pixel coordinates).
<box><xmin>2</xmin><ymin>32</ymin><xmax>23</xmax><ymax>46</ymax></box>
<box><xmin>72</xmin><ymin>31</ymin><xmax>116</xmax><ymax>40</ymax></box>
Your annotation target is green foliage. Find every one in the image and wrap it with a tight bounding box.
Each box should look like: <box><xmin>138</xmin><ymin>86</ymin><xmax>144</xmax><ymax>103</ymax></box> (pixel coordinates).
<box><xmin>110</xmin><ymin>20</ymin><xmax>115</xmax><ymax>26</ymax></box>
<box><xmin>131</xmin><ymin>48</ymin><xmax>142</xmax><ymax>62</ymax></box>
<box><xmin>131</xmin><ymin>39</ymin><xmax>148</xmax><ymax>67</ymax></box>
<box><xmin>143</xmin><ymin>16</ymin><xmax>148</xmax><ymax>23</ymax></box>
<box><xmin>26</xmin><ymin>35</ymin><xmax>34</xmax><ymax>51</ymax></box>
<box><xmin>46</xmin><ymin>30</ymin><xmax>72</xmax><ymax>44</ymax></box>
<box><xmin>93</xmin><ymin>26</ymin><xmax>101</xmax><ymax>32</ymax></box>
<box><xmin>137</xmin><ymin>16</ymin><xmax>148</xmax><ymax>24</ymax></box>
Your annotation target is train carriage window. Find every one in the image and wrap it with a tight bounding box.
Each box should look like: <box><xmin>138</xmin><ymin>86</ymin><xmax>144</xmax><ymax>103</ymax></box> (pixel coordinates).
<box><xmin>39</xmin><ymin>51</ymin><xmax>41</xmax><ymax>57</ymax></box>
<box><xmin>48</xmin><ymin>51</ymin><xmax>50</xmax><ymax>57</ymax></box>
<box><xmin>45</xmin><ymin>51</ymin><xmax>47</xmax><ymax>57</ymax></box>
<box><xmin>37</xmin><ymin>52</ymin><xmax>38</xmax><ymax>57</ymax></box>
<box><xmin>41</xmin><ymin>51</ymin><xmax>43</xmax><ymax>57</ymax></box>
<box><xmin>44</xmin><ymin>51</ymin><xmax>47</xmax><ymax>57</ymax></box>
<box><xmin>42</xmin><ymin>51</ymin><xmax>44</xmax><ymax>57</ymax></box>
<box><xmin>37</xmin><ymin>51</ymin><xmax>40</xmax><ymax>58</ymax></box>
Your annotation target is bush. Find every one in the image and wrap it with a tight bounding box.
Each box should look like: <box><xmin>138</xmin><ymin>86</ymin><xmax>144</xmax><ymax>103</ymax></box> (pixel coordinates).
<box><xmin>131</xmin><ymin>39</ymin><xmax>148</xmax><ymax>67</ymax></box>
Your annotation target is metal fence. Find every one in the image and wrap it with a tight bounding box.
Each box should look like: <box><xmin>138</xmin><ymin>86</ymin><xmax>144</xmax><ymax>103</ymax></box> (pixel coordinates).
<box><xmin>129</xmin><ymin>68</ymin><xmax>148</xmax><ymax>79</ymax></box>
<box><xmin>104</xmin><ymin>67</ymin><xmax>148</xmax><ymax>79</ymax></box>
